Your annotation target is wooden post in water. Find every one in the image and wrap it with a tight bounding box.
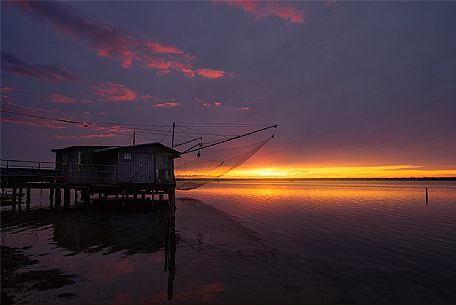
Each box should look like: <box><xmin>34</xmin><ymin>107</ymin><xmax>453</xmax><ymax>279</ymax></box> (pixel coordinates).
<box><xmin>64</xmin><ymin>188</ymin><xmax>71</xmax><ymax>209</ymax></box>
<box><xmin>141</xmin><ymin>192</ymin><xmax>146</xmax><ymax>200</ymax></box>
<box><xmin>426</xmin><ymin>187</ymin><xmax>429</xmax><ymax>204</ymax></box>
<box><xmin>133</xmin><ymin>192</ymin><xmax>138</xmax><ymax>200</ymax></box>
<box><xmin>55</xmin><ymin>188</ymin><xmax>61</xmax><ymax>210</ymax></box>
<box><xmin>18</xmin><ymin>188</ymin><xmax>22</xmax><ymax>211</ymax></box>
<box><xmin>26</xmin><ymin>188</ymin><xmax>31</xmax><ymax>211</ymax></box>
<box><xmin>12</xmin><ymin>188</ymin><xmax>17</xmax><ymax>212</ymax></box>
<box><xmin>49</xmin><ymin>188</ymin><xmax>54</xmax><ymax>209</ymax></box>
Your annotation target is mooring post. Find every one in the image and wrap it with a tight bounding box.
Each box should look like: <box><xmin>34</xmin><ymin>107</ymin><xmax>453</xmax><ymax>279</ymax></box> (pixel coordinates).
<box><xmin>12</xmin><ymin>188</ymin><xmax>17</xmax><ymax>212</ymax></box>
<box><xmin>55</xmin><ymin>188</ymin><xmax>61</xmax><ymax>210</ymax></box>
<box><xmin>64</xmin><ymin>188</ymin><xmax>71</xmax><ymax>209</ymax></box>
<box><xmin>49</xmin><ymin>187</ymin><xmax>54</xmax><ymax>209</ymax></box>
<box><xmin>26</xmin><ymin>188</ymin><xmax>31</xmax><ymax>211</ymax></box>
<box><xmin>426</xmin><ymin>187</ymin><xmax>429</xmax><ymax>204</ymax></box>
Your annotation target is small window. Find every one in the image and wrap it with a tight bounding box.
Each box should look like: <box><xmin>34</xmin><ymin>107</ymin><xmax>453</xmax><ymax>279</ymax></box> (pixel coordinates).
<box><xmin>122</xmin><ymin>152</ymin><xmax>132</xmax><ymax>161</ymax></box>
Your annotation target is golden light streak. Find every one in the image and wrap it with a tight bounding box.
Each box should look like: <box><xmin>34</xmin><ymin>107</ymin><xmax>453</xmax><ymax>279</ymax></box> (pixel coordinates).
<box><xmin>221</xmin><ymin>165</ymin><xmax>456</xmax><ymax>178</ymax></box>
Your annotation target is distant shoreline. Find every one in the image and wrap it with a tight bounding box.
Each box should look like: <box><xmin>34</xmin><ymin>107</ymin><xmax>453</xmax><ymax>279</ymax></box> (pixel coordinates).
<box><xmin>176</xmin><ymin>177</ymin><xmax>456</xmax><ymax>181</ymax></box>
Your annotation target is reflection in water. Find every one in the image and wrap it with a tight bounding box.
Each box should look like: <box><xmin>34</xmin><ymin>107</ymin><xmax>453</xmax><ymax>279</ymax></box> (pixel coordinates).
<box><xmin>2</xmin><ymin>181</ymin><xmax>455</xmax><ymax>305</ymax></box>
<box><xmin>2</xmin><ymin>207</ymin><xmax>178</xmax><ymax>301</ymax></box>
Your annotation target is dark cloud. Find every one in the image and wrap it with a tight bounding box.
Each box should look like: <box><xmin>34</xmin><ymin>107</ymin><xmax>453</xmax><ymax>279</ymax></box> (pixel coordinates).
<box><xmin>1</xmin><ymin>52</ymin><xmax>76</xmax><ymax>81</ymax></box>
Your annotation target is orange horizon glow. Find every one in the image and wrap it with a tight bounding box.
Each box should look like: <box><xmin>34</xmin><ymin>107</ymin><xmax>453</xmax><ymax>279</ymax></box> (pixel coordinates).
<box><xmin>175</xmin><ymin>164</ymin><xmax>456</xmax><ymax>179</ymax></box>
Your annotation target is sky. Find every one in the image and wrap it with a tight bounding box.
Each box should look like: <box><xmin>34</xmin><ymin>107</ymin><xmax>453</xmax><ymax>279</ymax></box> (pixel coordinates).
<box><xmin>1</xmin><ymin>1</ymin><xmax>456</xmax><ymax>178</ymax></box>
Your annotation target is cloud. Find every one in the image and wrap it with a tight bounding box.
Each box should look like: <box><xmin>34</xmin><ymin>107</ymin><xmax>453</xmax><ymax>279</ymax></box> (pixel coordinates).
<box><xmin>9</xmin><ymin>1</ymin><xmax>233</xmax><ymax>78</ymax></box>
<box><xmin>1</xmin><ymin>52</ymin><xmax>76</xmax><ymax>81</ymax></box>
<box><xmin>200</xmin><ymin>100</ymin><xmax>223</xmax><ymax>108</ymax></box>
<box><xmin>196</xmin><ymin>69</ymin><xmax>234</xmax><ymax>79</ymax></box>
<box><xmin>155</xmin><ymin>101</ymin><xmax>180</xmax><ymax>108</ymax></box>
<box><xmin>93</xmin><ymin>82</ymin><xmax>137</xmax><ymax>102</ymax></box>
<box><xmin>48</xmin><ymin>93</ymin><xmax>77</xmax><ymax>104</ymax></box>
<box><xmin>214</xmin><ymin>1</ymin><xmax>305</xmax><ymax>24</ymax></box>
<box><xmin>1</xmin><ymin>86</ymin><xmax>15</xmax><ymax>100</ymax></box>
<box><xmin>1</xmin><ymin>102</ymin><xmax>67</xmax><ymax>129</ymax></box>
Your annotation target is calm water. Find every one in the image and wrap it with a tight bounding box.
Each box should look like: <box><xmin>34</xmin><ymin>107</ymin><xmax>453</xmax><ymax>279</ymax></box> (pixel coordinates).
<box><xmin>1</xmin><ymin>181</ymin><xmax>456</xmax><ymax>305</ymax></box>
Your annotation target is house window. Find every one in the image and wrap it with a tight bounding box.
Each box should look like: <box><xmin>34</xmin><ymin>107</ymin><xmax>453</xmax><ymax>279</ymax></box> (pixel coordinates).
<box><xmin>122</xmin><ymin>152</ymin><xmax>132</xmax><ymax>161</ymax></box>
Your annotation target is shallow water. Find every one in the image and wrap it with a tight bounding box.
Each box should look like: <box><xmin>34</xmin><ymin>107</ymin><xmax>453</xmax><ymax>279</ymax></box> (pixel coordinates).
<box><xmin>1</xmin><ymin>181</ymin><xmax>456</xmax><ymax>305</ymax></box>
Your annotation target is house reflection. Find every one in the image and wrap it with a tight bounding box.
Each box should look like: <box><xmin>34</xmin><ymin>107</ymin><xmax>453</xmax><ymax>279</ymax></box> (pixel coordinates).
<box><xmin>51</xmin><ymin>208</ymin><xmax>177</xmax><ymax>299</ymax></box>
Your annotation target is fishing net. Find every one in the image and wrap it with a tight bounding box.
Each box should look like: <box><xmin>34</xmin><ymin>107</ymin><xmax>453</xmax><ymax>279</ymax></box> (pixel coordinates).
<box><xmin>175</xmin><ymin>133</ymin><xmax>274</xmax><ymax>190</ymax></box>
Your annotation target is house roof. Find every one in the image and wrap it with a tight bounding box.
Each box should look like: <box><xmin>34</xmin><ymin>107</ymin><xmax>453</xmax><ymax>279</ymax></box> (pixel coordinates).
<box><xmin>51</xmin><ymin>145</ymin><xmax>114</xmax><ymax>152</ymax></box>
<box><xmin>52</xmin><ymin>143</ymin><xmax>180</xmax><ymax>156</ymax></box>
<box><xmin>94</xmin><ymin>142</ymin><xmax>180</xmax><ymax>156</ymax></box>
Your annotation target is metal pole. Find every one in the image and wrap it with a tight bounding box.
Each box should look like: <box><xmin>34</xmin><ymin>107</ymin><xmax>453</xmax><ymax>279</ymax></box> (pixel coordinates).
<box><xmin>171</xmin><ymin>122</ymin><xmax>175</xmax><ymax>149</ymax></box>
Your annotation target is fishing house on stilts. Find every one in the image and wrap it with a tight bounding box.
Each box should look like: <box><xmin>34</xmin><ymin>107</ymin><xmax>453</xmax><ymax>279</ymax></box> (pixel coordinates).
<box><xmin>50</xmin><ymin>143</ymin><xmax>179</xmax><ymax>208</ymax></box>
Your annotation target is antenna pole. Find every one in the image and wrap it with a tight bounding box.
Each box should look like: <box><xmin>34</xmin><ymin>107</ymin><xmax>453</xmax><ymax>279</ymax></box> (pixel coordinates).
<box><xmin>180</xmin><ymin>124</ymin><xmax>277</xmax><ymax>155</ymax></box>
<box><xmin>171</xmin><ymin>122</ymin><xmax>176</xmax><ymax>149</ymax></box>
<box><xmin>133</xmin><ymin>130</ymin><xmax>136</xmax><ymax>145</ymax></box>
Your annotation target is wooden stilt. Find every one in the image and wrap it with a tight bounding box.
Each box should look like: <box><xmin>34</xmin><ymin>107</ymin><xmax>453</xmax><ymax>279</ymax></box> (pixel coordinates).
<box><xmin>12</xmin><ymin>188</ymin><xmax>17</xmax><ymax>212</ymax></box>
<box><xmin>26</xmin><ymin>188</ymin><xmax>31</xmax><ymax>211</ymax></box>
<box><xmin>74</xmin><ymin>189</ymin><xmax>78</xmax><ymax>206</ymax></box>
<box><xmin>49</xmin><ymin>188</ymin><xmax>54</xmax><ymax>209</ymax></box>
<box><xmin>64</xmin><ymin>188</ymin><xmax>71</xmax><ymax>209</ymax></box>
<box><xmin>55</xmin><ymin>188</ymin><xmax>61</xmax><ymax>210</ymax></box>
<box><xmin>18</xmin><ymin>188</ymin><xmax>22</xmax><ymax>211</ymax></box>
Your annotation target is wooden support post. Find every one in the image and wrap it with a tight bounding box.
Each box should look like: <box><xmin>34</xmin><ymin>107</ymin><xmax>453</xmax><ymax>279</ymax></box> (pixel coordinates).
<box><xmin>12</xmin><ymin>188</ymin><xmax>17</xmax><ymax>212</ymax></box>
<box><xmin>64</xmin><ymin>188</ymin><xmax>71</xmax><ymax>209</ymax></box>
<box><xmin>26</xmin><ymin>188</ymin><xmax>31</xmax><ymax>211</ymax></box>
<box><xmin>159</xmin><ymin>193</ymin><xmax>163</xmax><ymax>204</ymax></box>
<box><xmin>82</xmin><ymin>189</ymin><xmax>89</xmax><ymax>207</ymax></box>
<box><xmin>99</xmin><ymin>192</ymin><xmax>102</xmax><ymax>200</ymax></box>
<box><xmin>49</xmin><ymin>188</ymin><xmax>54</xmax><ymax>209</ymax></box>
<box><xmin>74</xmin><ymin>189</ymin><xmax>78</xmax><ymax>206</ymax></box>
<box><xmin>18</xmin><ymin>188</ymin><xmax>22</xmax><ymax>211</ymax></box>
<box><xmin>168</xmin><ymin>189</ymin><xmax>176</xmax><ymax>210</ymax></box>
<box><xmin>141</xmin><ymin>192</ymin><xmax>146</xmax><ymax>200</ymax></box>
<box><xmin>133</xmin><ymin>192</ymin><xmax>138</xmax><ymax>200</ymax></box>
<box><xmin>426</xmin><ymin>187</ymin><xmax>429</xmax><ymax>204</ymax></box>
<box><xmin>122</xmin><ymin>190</ymin><xmax>126</xmax><ymax>208</ymax></box>
<box><xmin>55</xmin><ymin>188</ymin><xmax>62</xmax><ymax>210</ymax></box>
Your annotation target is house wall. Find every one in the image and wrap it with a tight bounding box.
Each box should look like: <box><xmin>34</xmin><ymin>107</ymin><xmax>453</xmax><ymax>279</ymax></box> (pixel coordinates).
<box><xmin>115</xmin><ymin>146</ymin><xmax>174</xmax><ymax>184</ymax></box>
<box><xmin>55</xmin><ymin>148</ymin><xmax>99</xmax><ymax>184</ymax></box>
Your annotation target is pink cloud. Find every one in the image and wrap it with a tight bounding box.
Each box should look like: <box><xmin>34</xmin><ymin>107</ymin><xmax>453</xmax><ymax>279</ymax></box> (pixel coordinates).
<box><xmin>200</xmin><ymin>100</ymin><xmax>223</xmax><ymax>108</ymax></box>
<box><xmin>93</xmin><ymin>82</ymin><xmax>137</xmax><ymax>102</ymax></box>
<box><xmin>214</xmin><ymin>1</ymin><xmax>305</xmax><ymax>24</ymax></box>
<box><xmin>48</xmin><ymin>93</ymin><xmax>76</xmax><ymax>104</ymax></box>
<box><xmin>155</xmin><ymin>101</ymin><xmax>180</xmax><ymax>108</ymax></box>
<box><xmin>1</xmin><ymin>86</ymin><xmax>14</xmax><ymax>100</ymax></box>
<box><xmin>240</xmin><ymin>106</ymin><xmax>251</xmax><ymax>111</ymax></box>
<box><xmin>9</xmin><ymin>1</ymin><xmax>233</xmax><ymax>79</ymax></box>
<box><xmin>196</xmin><ymin>69</ymin><xmax>234</xmax><ymax>79</ymax></box>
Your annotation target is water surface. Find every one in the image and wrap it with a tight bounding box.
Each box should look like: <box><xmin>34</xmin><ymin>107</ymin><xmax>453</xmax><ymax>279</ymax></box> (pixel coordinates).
<box><xmin>1</xmin><ymin>181</ymin><xmax>455</xmax><ymax>304</ymax></box>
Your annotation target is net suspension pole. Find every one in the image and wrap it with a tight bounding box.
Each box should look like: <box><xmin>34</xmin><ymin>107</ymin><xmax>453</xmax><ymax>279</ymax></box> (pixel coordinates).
<box><xmin>171</xmin><ymin>122</ymin><xmax>176</xmax><ymax>149</ymax></box>
<box><xmin>180</xmin><ymin>124</ymin><xmax>278</xmax><ymax>155</ymax></box>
